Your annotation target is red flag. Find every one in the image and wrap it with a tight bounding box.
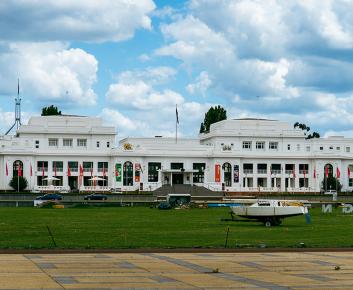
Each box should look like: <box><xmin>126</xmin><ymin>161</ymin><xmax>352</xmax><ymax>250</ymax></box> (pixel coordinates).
<box><xmin>336</xmin><ymin>167</ymin><xmax>341</xmax><ymax>179</ymax></box>
<box><xmin>67</xmin><ymin>163</ymin><xmax>71</xmax><ymax>177</ymax></box>
<box><xmin>90</xmin><ymin>164</ymin><xmax>93</xmax><ymax>177</ymax></box>
<box><xmin>102</xmin><ymin>164</ymin><xmax>106</xmax><ymax>177</ymax></box>
<box><xmin>42</xmin><ymin>161</ymin><xmax>45</xmax><ymax>177</ymax></box>
<box><xmin>79</xmin><ymin>164</ymin><xmax>83</xmax><ymax>176</ymax></box>
<box><xmin>18</xmin><ymin>164</ymin><xmax>22</xmax><ymax>177</ymax></box>
<box><xmin>30</xmin><ymin>163</ymin><xmax>33</xmax><ymax>176</ymax></box>
<box><xmin>303</xmin><ymin>168</ymin><xmax>306</xmax><ymax>179</ymax></box>
<box><xmin>292</xmin><ymin>167</ymin><xmax>296</xmax><ymax>178</ymax></box>
<box><xmin>54</xmin><ymin>162</ymin><xmax>57</xmax><ymax>177</ymax></box>
<box><xmin>5</xmin><ymin>161</ymin><xmax>8</xmax><ymax>176</ymax></box>
<box><xmin>348</xmin><ymin>167</ymin><xmax>351</xmax><ymax>178</ymax></box>
<box><xmin>325</xmin><ymin>166</ymin><xmax>329</xmax><ymax>178</ymax></box>
<box><xmin>313</xmin><ymin>168</ymin><xmax>316</xmax><ymax>179</ymax></box>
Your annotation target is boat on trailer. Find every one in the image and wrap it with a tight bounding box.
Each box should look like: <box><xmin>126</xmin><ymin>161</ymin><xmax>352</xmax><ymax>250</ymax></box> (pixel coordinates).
<box><xmin>230</xmin><ymin>199</ymin><xmax>309</xmax><ymax>226</ymax></box>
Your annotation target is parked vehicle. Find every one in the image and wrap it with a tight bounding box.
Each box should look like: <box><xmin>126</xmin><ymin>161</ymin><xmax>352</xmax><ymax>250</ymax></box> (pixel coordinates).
<box><xmin>84</xmin><ymin>193</ymin><xmax>108</xmax><ymax>201</ymax></box>
<box><xmin>35</xmin><ymin>193</ymin><xmax>63</xmax><ymax>201</ymax></box>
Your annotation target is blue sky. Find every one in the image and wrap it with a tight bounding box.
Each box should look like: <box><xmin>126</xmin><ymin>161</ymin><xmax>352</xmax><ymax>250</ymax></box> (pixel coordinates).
<box><xmin>1</xmin><ymin>0</ymin><xmax>353</xmax><ymax>138</ymax></box>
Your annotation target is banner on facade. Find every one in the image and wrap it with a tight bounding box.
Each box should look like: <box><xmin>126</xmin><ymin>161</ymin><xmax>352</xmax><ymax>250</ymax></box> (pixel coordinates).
<box><xmin>215</xmin><ymin>164</ymin><xmax>220</xmax><ymax>182</ymax></box>
<box><xmin>135</xmin><ymin>163</ymin><xmax>141</xmax><ymax>182</ymax></box>
<box><xmin>234</xmin><ymin>165</ymin><xmax>239</xmax><ymax>183</ymax></box>
<box><xmin>115</xmin><ymin>163</ymin><xmax>122</xmax><ymax>182</ymax></box>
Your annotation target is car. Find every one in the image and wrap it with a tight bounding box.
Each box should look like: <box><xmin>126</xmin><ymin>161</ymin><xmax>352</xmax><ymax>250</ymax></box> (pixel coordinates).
<box><xmin>84</xmin><ymin>193</ymin><xmax>108</xmax><ymax>201</ymax></box>
<box><xmin>35</xmin><ymin>193</ymin><xmax>63</xmax><ymax>200</ymax></box>
<box><xmin>324</xmin><ymin>190</ymin><xmax>337</xmax><ymax>195</ymax></box>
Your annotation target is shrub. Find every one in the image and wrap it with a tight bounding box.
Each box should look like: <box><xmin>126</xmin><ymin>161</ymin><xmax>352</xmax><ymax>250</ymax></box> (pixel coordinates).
<box><xmin>9</xmin><ymin>176</ymin><xmax>28</xmax><ymax>192</ymax></box>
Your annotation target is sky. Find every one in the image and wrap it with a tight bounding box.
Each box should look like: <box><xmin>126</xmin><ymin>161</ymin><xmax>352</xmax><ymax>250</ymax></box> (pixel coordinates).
<box><xmin>1</xmin><ymin>0</ymin><xmax>353</xmax><ymax>139</ymax></box>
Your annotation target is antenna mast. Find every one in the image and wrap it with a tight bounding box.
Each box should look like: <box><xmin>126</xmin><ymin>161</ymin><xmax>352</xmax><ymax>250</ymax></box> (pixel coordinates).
<box><xmin>5</xmin><ymin>79</ymin><xmax>22</xmax><ymax>135</ymax></box>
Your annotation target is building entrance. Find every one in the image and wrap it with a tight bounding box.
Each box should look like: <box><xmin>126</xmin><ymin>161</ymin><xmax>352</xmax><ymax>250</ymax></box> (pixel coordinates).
<box><xmin>172</xmin><ymin>173</ymin><xmax>184</xmax><ymax>184</ymax></box>
<box><xmin>68</xmin><ymin>176</ymin><xmax>78</xmax><ymax>190</ymax></box>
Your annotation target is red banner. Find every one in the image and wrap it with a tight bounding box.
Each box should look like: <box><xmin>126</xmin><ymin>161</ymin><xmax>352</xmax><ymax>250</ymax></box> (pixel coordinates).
<box><xmin>215</xmin><ymin>164</ymin><xmax>220</xmax><ymax>182</ymax></box>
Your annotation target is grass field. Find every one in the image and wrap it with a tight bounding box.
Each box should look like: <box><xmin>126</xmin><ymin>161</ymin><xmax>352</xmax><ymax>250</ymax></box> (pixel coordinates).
<box><xmin>0</xmin><ymin>206</ymin><xmax>352</xmax><ymax>249</ymax></box>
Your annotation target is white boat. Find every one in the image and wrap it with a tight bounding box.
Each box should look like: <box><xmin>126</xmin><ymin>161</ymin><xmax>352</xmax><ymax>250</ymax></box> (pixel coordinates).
<box><xmin>230</xmin><ymin>200</ymin><xmax>309</xmax><ymax>226</ymax></box>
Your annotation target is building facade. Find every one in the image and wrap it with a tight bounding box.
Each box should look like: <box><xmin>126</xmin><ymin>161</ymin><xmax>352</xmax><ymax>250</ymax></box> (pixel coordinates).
<box><xmin>1</xmin><ymin>116</ymin><xmax>353</xmax><ymax>193</ymax></box>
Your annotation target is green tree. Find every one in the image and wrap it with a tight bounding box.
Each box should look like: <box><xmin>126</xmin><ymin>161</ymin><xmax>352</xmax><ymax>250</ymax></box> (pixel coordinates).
<box><xmin>321</xmin><ymin>175</ymin><xmax>342</xmax><ymax>192</ymax></box>
<box><xmin>9</xmin><ymin>176</ymin><xmax>28</xmax><ymax>192</ymax></box>
<box><xmin>200</xmin><ymin>105</ymin><xmax>227</xmax><ymax>133</ymax></box>
<box><xmin>294</xmin><ymin>122</ymin><xmax>320</xmax><ymax>139</ymax></box>
<box><xmin>41</xmin><ymin>105</ymin><xmax>62</xmax><ymax>116</ymax></box>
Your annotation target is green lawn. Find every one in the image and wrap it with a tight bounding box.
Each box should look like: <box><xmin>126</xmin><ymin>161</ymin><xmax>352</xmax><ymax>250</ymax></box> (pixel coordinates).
<box><xmin>0</xmin><ymin>207</ymin><xmax>352</xmax><ymax>249</ymax></box>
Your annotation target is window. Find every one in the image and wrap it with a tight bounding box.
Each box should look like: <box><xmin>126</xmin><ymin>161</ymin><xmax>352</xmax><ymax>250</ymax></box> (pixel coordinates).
<box><xmin>148</xmin><ymin>162</ymin><xmax>161</xmax><ymax>182</ymax></box>
<box><xmin>347</xmin><ymin>177</ymin><xmax>353</xmax><ymax>187</ymax></box>
<box><xmin>96</xmin><ymin>141</ymin><xmax>100</xmax><ymax>148</ymax></box>
<box><xmin>52</xmin><ymin>161</ymin><xmax>63</xmax><ymax>173</ymax></box>
<box><xmin>68</xmin><ymin>161</ymin><xmax>78</xmax><ymax>172</ymax></box>
<box><xmin>320</xmin><ymin>146</ymin><xmax>323</xmax><ymax>150</ymax></box>
<box><xmin>63</xmin><ymin>138</ymin><xmax>73</xmax><ymax>147</ymax></box>
<box><xmin>37</xmin><ymin>161</ymin><xmax>48</xmax><ymax>172</ymax></box>
<box><xmin>242</xmin><ymin>141</ymin><xmax>252</xmax><ymax>149</ymax></box>
<box><xmin>329</xmin><ymin>146</ymin><xmax>333</xmax><ymax>150</ymax></box>
<box><xmin>48</xmin><ymin>138</ymin><xmax>58</xmax><ymax>147</ymax></box>
<box><xmin>35</xmin><ymin>140</ymin><xmax>39</xmax><ymax>148</ymax></box>
<box><xmin>346</xmin><ymin>147</ymin><xmax>351</xmax><ymax>153</ymax></box>
<box><xmin>296</xmin><ymin>144</ymin><xmax>300</xmax><ymax>151</ymax></box>
<box><xmin>123</xmin><ymin>161</ymin><xmax>133</xmax><ymax>186</ymax></box>
<box><xmin>171</xmin><ymin>163</ymin><xmax>183</xmax><ymax>170</ymax></box>
<box><xmin>287</xmin><ymin>144</ymin><xmax>291</xmax><ymax>150</ymax></box>
<box><xmin>256</xmin><ymin>141</ymin><xmax>265</xmax><ymax>150</ymax></box>
<box><xmin>269</xmin><ymin>142</ymin><xmax>278</xmax><ymax>150</ymax></box>
<box><xmin>98</xmin><ymin>162</ymin><xmax>108</xmax><ymax>174</ymax></box>
<box><xmin>107</xmin><ymin>141</ymin><xmax>110</xmax><ymax>148</ymax></box>
<box><xmin>82</xmin><ymin>161</ymin><xmax>93</xmax><ymax>173</ymax></box>
<box><xmin>336</xmin><ymin>146</ymin><xmax>340</xmax><ymax>151</ymax></box>
<box><xmin>77</xmin><ymin>139</ymin><xmax>87</xmax><ymax>147</ymax></box>
<box><xmin>306</xmin><ymin>146</ymin><xmax>310</xmax><ymax>152</ymax></box>
<box><xmin>193</xmin><ymin>163</ymin><xmax>205</xmax><ymax>183</ymax></box>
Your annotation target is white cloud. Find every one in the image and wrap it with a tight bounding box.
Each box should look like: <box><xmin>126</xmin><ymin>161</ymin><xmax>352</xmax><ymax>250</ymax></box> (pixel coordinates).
<box><xmin>0</xmin><ymin>0</ymin><xmax>155</xmax><ymax>43</ymax></box>
<box><xmin>0</xmin><ymin>109</ymin><xmax>33</xmax><ymax>134</ymax></box>
<box><xmin>101</xmin><ymin>108</ymin><xmax>148</xmax><ymax>136</ymax></box>
<box><xmin>0</xmin><ymin>42</ymin><xmax>98</xmax><ymax>106</ymax></box>
<box><xmin>186</xmin><ymin>71</ymin><xmax>211</xmax><ymax>96</ymax></box>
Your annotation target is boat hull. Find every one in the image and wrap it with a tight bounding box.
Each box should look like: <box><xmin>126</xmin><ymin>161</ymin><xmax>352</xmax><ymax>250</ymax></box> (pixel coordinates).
<box><xmin>230</xmin><ymin>205</ymin><xmax>308</xmax><ymax>219</ymax></box>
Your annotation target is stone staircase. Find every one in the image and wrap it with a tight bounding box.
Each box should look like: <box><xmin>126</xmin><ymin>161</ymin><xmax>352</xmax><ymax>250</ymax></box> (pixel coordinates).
<box><xmin>153</xmin><ymin>184</ymin><xmax>223</xmax><ymax>197</ymax></box>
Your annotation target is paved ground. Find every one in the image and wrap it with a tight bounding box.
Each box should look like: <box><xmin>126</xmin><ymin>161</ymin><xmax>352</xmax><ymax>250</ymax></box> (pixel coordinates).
<box><xmin>0</xmin><ymin>251</ymin><xmax>352</xmax><ymax>289</ymax></box>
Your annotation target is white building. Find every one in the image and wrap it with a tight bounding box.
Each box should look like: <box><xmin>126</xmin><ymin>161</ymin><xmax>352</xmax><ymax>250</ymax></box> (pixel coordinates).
<box><xmin>1</xmin><ymin>115</ymin><xmax>353</xmax><ymax>193</ymax></box>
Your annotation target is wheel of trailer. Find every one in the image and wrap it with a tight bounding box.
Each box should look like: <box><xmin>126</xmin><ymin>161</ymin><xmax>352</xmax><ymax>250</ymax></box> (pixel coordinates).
<box><xmin>264</xmin><ymin>220</ymin><xmax>272</xmax><ymax>227</ymax></box>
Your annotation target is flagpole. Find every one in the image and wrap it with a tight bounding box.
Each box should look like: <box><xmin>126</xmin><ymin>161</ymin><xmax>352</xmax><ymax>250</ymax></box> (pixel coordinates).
<box><xmin>175</xmin><ymin>104</ymin><xmax>178</xmax><ymax>144</ymax></box>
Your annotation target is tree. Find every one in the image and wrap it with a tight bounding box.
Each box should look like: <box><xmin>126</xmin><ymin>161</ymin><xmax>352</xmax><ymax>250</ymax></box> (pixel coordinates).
<box><xmin>200</xmin><ymin>105</ymin><xmax>227</xmax><ymax>133</ymax></box>
<box><xmin>293</xmin><ymin>122</ymin><xmax>320</xmax><ymax>139</ymax></box>
<box><xmin>321</xmin><ymin>175</ymin><xmax>342</xmax><ymax>193</ymax></box>
<box><xmin>41</xmin><ymin>105</ymin><xmax>62</xmax><ymax>116</ymax></box>
<box><xmin>9</xmin><ymin>176</ymin><xmax>28</xmax><ymax>192</ymax></box>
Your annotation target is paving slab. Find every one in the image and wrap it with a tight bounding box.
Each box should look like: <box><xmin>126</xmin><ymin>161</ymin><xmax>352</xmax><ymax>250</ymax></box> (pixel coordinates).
<box><xmin>0</xmin><ymin>251</ymin><xmax>352</xmax><ymax>289</ymax></box>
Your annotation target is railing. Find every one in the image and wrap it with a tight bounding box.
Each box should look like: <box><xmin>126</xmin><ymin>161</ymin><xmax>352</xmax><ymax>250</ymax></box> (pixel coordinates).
<box><xmin>257</xmin><ymin>169</ymin><xmax>267</xmax><ymax>174</ymax></box>
<box><xmin>146</xmin><ymin>182</ymin><xmax>162</xmax><ymax>191</ymax></box>
<box><xmin>70</xmin><ymin>167</ymin><xmax>78</xmax><ymax>172</ymax></box>
<box><xmin>79</xmin><ymin>186</ymin><xmax>111</xmax><ymax>192</ymax></box>
<box><xmin>83</xmin><ymin>168</ymin><xmax>92</xmax><ymax>172</ymax></box>
<box><xmin>37</xmin><ymin>167</ymin><xmax>48</xmax><ymax>172</ymax></box>
<box><xmin>299</xmin><ymin>170</ymin><xmax>308</xmax><ymax>174</ymax></box>
<box><xmin>285</xmin><ymin>170</ymin><xmax>293</xmax><ymax>174</ymax></box>
<box><xmin>34</xmin><ymin>185</ymin><xmax>70</xmax><ymax>192</ymax></box>
<box><xmin>98</xmin><ymin>168</ymin><xmax>109</xmax><ymax>172</ymax></box>
<box><xmin>243</xmin><ymin>169</ymin><xmax>253</xmax><ymax>174</ymax></box>
<box><xmin>271</xmin><ymin>170</ymin><xmax>281</xmax><ymax>174</ymax></box>
<box><xmin>54</xmin><ymin>168</ymin><xmax>63</xmax><ymax>172</ymax></box>
<box><xmin>204</xmin><ymin>182</ymin><xmax>222</xmax><ymax>191</ymax></box>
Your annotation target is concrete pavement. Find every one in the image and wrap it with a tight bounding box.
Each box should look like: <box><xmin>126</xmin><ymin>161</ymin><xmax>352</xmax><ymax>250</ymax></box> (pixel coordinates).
<box><xmin>0</xmin><ymin>251</ymin><xmax>352</xmax><ymax>289</ymax></box>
